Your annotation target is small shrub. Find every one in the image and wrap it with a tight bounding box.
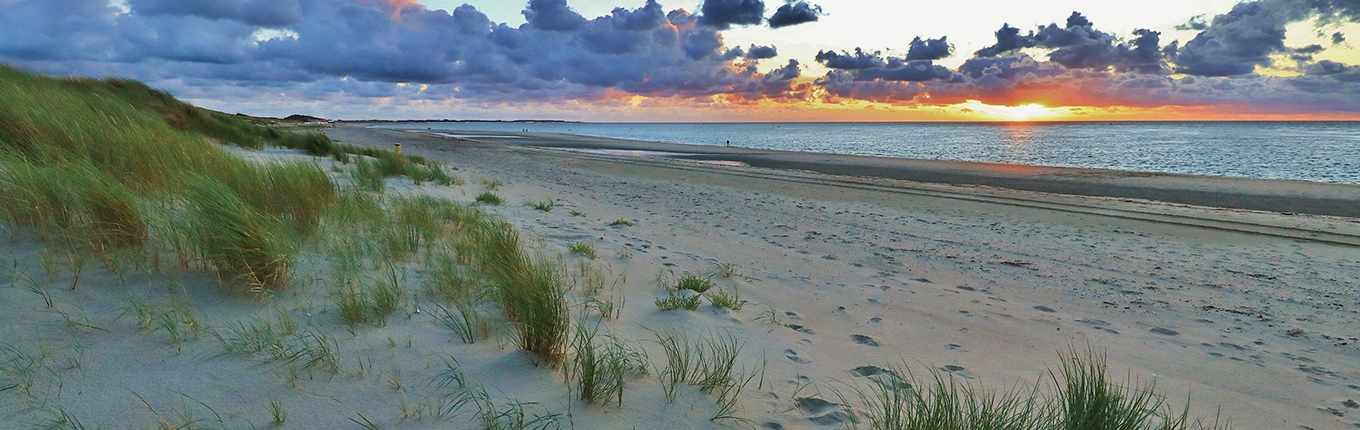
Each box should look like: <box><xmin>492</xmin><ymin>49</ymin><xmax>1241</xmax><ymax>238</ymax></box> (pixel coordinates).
<box><xmin>475</xmin><ymin>192</ymin><xmax>503</xmax><ymax>206</ymax></box>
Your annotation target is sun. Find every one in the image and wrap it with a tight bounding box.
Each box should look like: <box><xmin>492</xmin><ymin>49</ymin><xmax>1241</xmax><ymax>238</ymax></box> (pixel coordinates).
<box><xmin>951</xmin><ymin>100</ymin><xmax>1066</xmax><ymax>121</ymax></box>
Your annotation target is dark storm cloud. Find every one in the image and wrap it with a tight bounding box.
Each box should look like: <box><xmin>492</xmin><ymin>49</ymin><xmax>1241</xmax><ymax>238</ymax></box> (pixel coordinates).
<box><xmin>697</xmin><ymin>0</ymin><xmax>765</xmax><ymax>29</ymax></box>
<box><xmin>1334</xmin><ymin>32</ymin><xmax>1347</xmax><ymax>44</ymax></box>
<box><xmin>905</xmin><ymin>37</ymin><xmax>951</xmax><ymax>61</ymax></box>
<box><xmin>767</xmin><ymin>1</ymin><xmax>823</xmax><ymax>29</ymax></box>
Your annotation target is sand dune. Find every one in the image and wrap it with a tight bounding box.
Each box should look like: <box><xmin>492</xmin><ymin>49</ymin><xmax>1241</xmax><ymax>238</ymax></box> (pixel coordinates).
<box><xmin>2</xmin><ymin>124</ymin><xmax>1357</xmax><ymax>428</ymax></box>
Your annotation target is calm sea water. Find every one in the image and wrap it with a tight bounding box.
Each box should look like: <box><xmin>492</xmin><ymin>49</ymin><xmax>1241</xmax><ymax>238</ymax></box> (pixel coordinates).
<box><xmin>389</xmin><ymin>122</ymin><xmax>1360</xmax><ymax>184</ymax></box>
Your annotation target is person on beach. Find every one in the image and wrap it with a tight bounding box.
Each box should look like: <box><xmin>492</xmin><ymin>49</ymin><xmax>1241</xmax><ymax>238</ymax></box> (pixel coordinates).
<box><xmin>726</xmin><ymin>140</ymin><xmax>730</xmax><ymax>147</ymax></box>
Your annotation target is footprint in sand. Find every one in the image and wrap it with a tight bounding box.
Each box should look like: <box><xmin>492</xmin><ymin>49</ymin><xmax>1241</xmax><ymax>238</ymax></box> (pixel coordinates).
<box><xmin>851</xmin><ymin>365</ymin><xmax>898</xmax><ymax>378</ymax></box>
<box><xmin>946</xmin><ymin>343</ymin><xmax>966</xmax><ymax>351</ymax></box>
<box><xmin>939</xmin><ymin>364</ymin><xmax>979</xmax><ymax>380</ymax></box>
<box><xmin>786</xmin><ymin>324</ymin><xmax>815</xmax><ymax>334</ymax></box>
<box><xmin>785</xmin><ymin>349</ymin><xmax>811</xmax><ymax>364</ymax></box>
<box><xmin>1033</xmin><ymin>305</ymin><xmax>1056</xmax><ymax>313</ymax></box>
<box><xmin>851</xmin><ymin>334</ymin><xmax>879</xmax><ymax>347</ymax></box>
<box><xmin>1150</xmin><ymin>327</ymin><xmax>1180</xmax><ymax>336</ymax></box>
<box><xmin>794</xmin><ymin>397</ymin><xmax>849</xmax><ymax>426</ymax></box>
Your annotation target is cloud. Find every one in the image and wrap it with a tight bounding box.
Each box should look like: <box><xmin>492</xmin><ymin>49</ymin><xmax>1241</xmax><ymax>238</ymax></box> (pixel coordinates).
<box><xmin>127</xmin><ymin>0</ymin><xmax>302</xmax><ymax>27</ymax></box>
<box><xmin>523</xmin><ymin>0</ymin><xmax>587</xmax><ymax>32</ymax></box>
<box><xmin>905</xmin><ymin>36</ymin><xmax>951</xmax><ymax>61</ymax></box>
<box><xmin>972</xmin><ymin>13</ymin><xmax>1166</xmax><ymax>74</ymax></box>
<box><xmin>1172</xmin><ymin>1</ymin><xmax>1304</xmax><ymax>76</ymax></box>
<box><xmin>0</xmin><ymin>0</ymin><xmax>802</xmax><ymax>108</ymax></box>
<box><xmin>815</xmin><ymin>48</ymin><xmax>956</xmax><ymax>82</ymax></box>
<box><xmin>697</xmin><ymin>0</ymin><xmax>764</xmax><ymax>30</ymax></box>
<box><xmin>974</xmin><ymin>24</ymin><xmax>1036</xmax><ymax>57</ymax></box>
<box><xmin>744</xmin><ymin>44</ymin><xmax>778</xmax><ymax>59</ymax></box>
<box><xmin>5</xmin><ymin>0</ymin><xmax>1360</xmax><ymax>118</ymax></box>
<box><xmin>767</xmin><ymin>1</ymin><xmax>822</xmax><ymax>29</ymax></box>
<box><xmin>1176</xmin><ymin>15</ymin><xmax>1209</xmax><ymax>31</ymax></box>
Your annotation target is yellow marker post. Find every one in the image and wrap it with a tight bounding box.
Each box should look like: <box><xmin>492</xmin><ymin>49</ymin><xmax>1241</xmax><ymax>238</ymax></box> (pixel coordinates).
<box><xmin>394</xmin><ymin>143</ymin><xmax>402</xmax><ymax>154</ymax></box>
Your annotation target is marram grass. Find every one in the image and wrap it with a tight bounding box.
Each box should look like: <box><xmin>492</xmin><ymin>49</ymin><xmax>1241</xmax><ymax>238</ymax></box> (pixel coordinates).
<box><xmin>846</xmin><ymin>347</ymin><xmax>1230</xmax><ymax>430</ymax></box>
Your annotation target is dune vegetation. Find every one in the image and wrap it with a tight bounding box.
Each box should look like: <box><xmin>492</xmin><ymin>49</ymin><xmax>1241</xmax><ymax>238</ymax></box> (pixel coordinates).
<box><xmin>0</xmin><ymin>65</ymin><xmax>1233</xmax><ymax>429</ymax></box>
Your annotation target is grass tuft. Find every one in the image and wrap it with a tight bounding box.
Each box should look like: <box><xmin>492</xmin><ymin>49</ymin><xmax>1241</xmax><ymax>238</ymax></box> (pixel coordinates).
<box><xmin>655</xmin><ymin>292</ymin><xmax>701</xmax><ymax>311</ymax></box>
<box><xmin>475</xmin><ymin>192</ymin><xmax>504</xmax><ymax>206</ymax></box>
<box><xmin>675</xmin><ymin>274</ymin><xmax>714</xmax><ymax>294</ymax></box>
<box><xmin>847</xmin><ymin>346</ymin><xmax>1232</xmax><ymax>430</ymax></box>
<box><xmin>566</xmin><ymin>242</ymin><xmax>597</xmax><ymax>260</ymax></box>
<box><xmin>568</xmin><ymin>322</ymin><xmax>647</xmax><ymax>407</ymax></box>
<box><xmin>529</xmin><ymin>199</ymin><xmax>555</xmax><ymax>212</ymax></box>
<box><xmin>183</xmin><ymin>174</ymin><xmax>298</xmax><ymax>288</ymax></box>
<box><xmin>707</xmin><ymin>288</ymin><xmax>746</xmax><ymax>310</ymax></box>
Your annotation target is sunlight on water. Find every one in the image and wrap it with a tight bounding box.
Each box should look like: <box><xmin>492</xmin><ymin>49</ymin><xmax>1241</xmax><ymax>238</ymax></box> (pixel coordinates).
<box><xmin>388</xmin><ymin>122</ymin><xmax>1360</xmax><ymax>184</ymax></box>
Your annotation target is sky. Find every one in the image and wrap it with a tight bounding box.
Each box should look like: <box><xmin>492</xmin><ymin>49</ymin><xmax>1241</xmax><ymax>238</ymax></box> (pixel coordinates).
<box><xmin>2</xmin><ymin>0</ymin><xmax>1359</xmax><ymax>121</ymax></box>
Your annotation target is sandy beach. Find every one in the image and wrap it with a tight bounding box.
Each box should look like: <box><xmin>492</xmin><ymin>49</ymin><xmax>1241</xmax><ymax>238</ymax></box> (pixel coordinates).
<box><xmin>3</xmin><ymin>124</ymin><xmax>1359</xmax><ymax>429</ymax></box>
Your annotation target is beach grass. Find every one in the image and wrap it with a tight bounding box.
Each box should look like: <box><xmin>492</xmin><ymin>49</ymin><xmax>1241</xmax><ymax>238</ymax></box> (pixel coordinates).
<box><xmin>456</xmin><ymin>217</ymin><xmax>569</xmax><ymax>364</ymax></box>
<box><xmin>675</xmin><ymin>274</ymin><xmax>714</xmax><ymax>294</ymax></box>
<box><xmin>847</xmin><ymin>347</ymin><xmax>1230</xmax><ymax>430</ymax></box>
<box><xmin>567</xmin><ymin>242</ymin><xmax>597</xmax><ymax>260</ymax></box>
<box><xmin>183</xmin><ymin>174</ymin><xmax>298</xmax><ymax>288</ymax></box>
<box><xmin>654</xmin><ymin>292</ymin><xmax>701</xmax><ymax>311</ymax></box>
<box><xmin>530</xmin><ymin>199</ymin><xmax>555</xmax><ymax>212</ymax></box>
<box><xmin>707</xmin><ymin>288</ymin><xmax>746</xmax><ymax>310</ymax></box>
<box><xmin>476</xmin><ymin>192</ymin><xmax>504</xmax><ymax>206</ymax></box>
<box><xmin>568</xmin><ymin>322</ymin><xmax>647</xmax><ymax>407</ymax></box>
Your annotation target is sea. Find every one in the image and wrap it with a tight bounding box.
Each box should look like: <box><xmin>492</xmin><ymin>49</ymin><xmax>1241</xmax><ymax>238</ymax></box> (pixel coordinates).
<box><xmin>387</xmin><ymin>122</ymin><xmax>1360</xmax><ymax>184</ymax></box>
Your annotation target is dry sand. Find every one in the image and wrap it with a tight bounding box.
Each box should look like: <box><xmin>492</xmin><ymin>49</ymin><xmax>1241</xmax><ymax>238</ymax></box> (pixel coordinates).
<box><xmin>2</xmin><ymin>125</ymin><xmax>1358</xmax><ymax>429</ymax></box>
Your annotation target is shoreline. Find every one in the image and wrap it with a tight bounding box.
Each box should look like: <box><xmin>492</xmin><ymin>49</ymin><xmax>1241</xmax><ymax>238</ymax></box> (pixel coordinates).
<box><xmin>320</xmin><ymin>124</ymin><xmax>1360</xmax><ymax>428</ymax></box>
<box><xmin>360</xmin><ymin>124</ymin><xmax>1360</xmax><ymax>219</ymax></box>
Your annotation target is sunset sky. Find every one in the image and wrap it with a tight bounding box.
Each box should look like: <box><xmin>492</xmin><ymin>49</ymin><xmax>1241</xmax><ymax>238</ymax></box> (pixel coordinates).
<box><xmin>3</xmin><ymin>0</ymin><xmax>1359</xmax><ymax>121</ymax></box>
